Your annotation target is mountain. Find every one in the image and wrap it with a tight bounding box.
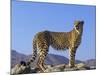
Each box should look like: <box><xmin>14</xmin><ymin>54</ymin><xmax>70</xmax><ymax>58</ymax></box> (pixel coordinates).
<box><xmin>11</xmin><ymin>50</ymin><xmax>30</xmax><ymax>68</ymax></box>
<box><xmin>84</xmin><ymin>59</ymin><xmax>96</xmax><ymax>69</ymax></box>
<box><xmin>11</xmin><ymin>50</ymin><xmax>69</xmax><ymax>67</ymax></box>
<box><xmin>11</xmin><ymin>50</ymin><xmax>96</xmax><ymax>69</ymax></box>
<box><xmin>45</xmin><ymin>54</ymin><xmax>68</xmax><ymax>65</ymax></box>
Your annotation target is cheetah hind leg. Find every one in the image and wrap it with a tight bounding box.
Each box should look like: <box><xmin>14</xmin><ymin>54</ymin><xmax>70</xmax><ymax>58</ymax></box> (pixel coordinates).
<box><xmin>37</xmin><ymin>56</ymin><xmax>46</xmax><ymax>72</ymax></box>
<box><xmin>37</xmin><ymin>51</ymin><xmax>47</xmax><ymax>72</ymax></box>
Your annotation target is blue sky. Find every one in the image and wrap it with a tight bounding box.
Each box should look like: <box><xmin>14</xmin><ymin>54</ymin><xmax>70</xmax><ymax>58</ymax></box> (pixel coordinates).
<box><xmin>12</xmin><ymin>1</ymin><xmax>96</xmax><ymax>61</ymax></box>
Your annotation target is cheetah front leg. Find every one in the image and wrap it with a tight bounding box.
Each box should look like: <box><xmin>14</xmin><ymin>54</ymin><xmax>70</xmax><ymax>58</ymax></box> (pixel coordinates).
<box><xmin>69</xmin><ymin>47</ymin><xmax>77</xmax><ymax>68</ymax></box>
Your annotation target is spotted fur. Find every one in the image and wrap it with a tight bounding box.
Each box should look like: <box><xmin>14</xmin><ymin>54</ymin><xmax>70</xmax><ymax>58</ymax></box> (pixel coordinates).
<box><xmin>27</xmin><ymin>20</ymin><xmax>84</xmax><ymax>72</ymax></box>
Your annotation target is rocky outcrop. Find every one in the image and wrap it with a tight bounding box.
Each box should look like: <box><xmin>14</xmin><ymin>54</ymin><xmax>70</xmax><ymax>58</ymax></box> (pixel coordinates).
<box><xmin>11</xmin><ymin>63</ymin><xmax>95</xmax><ymax>75</ymax></box>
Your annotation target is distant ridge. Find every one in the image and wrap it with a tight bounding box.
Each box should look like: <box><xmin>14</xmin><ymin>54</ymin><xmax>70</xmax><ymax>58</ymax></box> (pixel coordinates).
<box><xmin>11</xmin><ymin>50</ymin><xmax>96</xmax><ymax>68</ymax></box>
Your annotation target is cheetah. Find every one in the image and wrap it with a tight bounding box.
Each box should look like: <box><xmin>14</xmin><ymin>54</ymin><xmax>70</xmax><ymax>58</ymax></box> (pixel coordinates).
<box><xmin>27</xmin><ymin>20</ymin><xmax>84</xmax><ymax>72</ymax></box>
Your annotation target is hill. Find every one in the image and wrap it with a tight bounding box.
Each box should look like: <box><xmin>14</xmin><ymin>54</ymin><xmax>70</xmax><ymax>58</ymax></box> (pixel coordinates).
<box><xmin>11</xmin><ymin>50</ymin><xmax>83</xmax><ymax>67</ymax></box>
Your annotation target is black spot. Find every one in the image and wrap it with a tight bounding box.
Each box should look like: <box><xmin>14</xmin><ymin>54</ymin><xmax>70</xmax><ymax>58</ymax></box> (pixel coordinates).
<box><xmin>20</xmin><ymin>61</ymin><xmax>26</xmax><ymax>66</ymax></box>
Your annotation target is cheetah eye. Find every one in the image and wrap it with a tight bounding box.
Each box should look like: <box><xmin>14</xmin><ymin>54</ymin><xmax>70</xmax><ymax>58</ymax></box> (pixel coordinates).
<box><xmin>76</xmin><ymin>26</ymin><xmax>79</xmax><ymax>30</ymax></box>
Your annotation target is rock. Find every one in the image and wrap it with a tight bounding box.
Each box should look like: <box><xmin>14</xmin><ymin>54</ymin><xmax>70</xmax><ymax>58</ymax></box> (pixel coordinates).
<box><xmin>11</xmin><ymin>63</ymin><xmax>93</xmax><ymax>74</ymax></box>
<box><xmin>11</xmin><ymin>63</ymin><xmax>90</xmax><ymax>75</ymax></box>
<box><xmin>11</xmin><ymin>64</ymin><xmax>31</xmax><ymax>75</ymax></box>
<box><xmin>75</xmin><ymin>63</ymin><xmax>90</xmax><ymax>70</ymax></box>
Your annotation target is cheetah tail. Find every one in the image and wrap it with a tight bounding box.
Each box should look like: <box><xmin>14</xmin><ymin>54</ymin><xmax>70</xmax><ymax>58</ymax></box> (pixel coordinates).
<box><xmin>27</xmin><ymin>40</ymin><xmax>37</xmax><ymax>66</ymax></box>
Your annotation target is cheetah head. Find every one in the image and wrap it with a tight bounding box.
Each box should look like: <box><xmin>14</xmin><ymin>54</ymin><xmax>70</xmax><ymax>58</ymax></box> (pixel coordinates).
<box><xmin>74</xmin><ymin>20</ymin><xmax>84</xmax><ymax>34</ymax></box>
